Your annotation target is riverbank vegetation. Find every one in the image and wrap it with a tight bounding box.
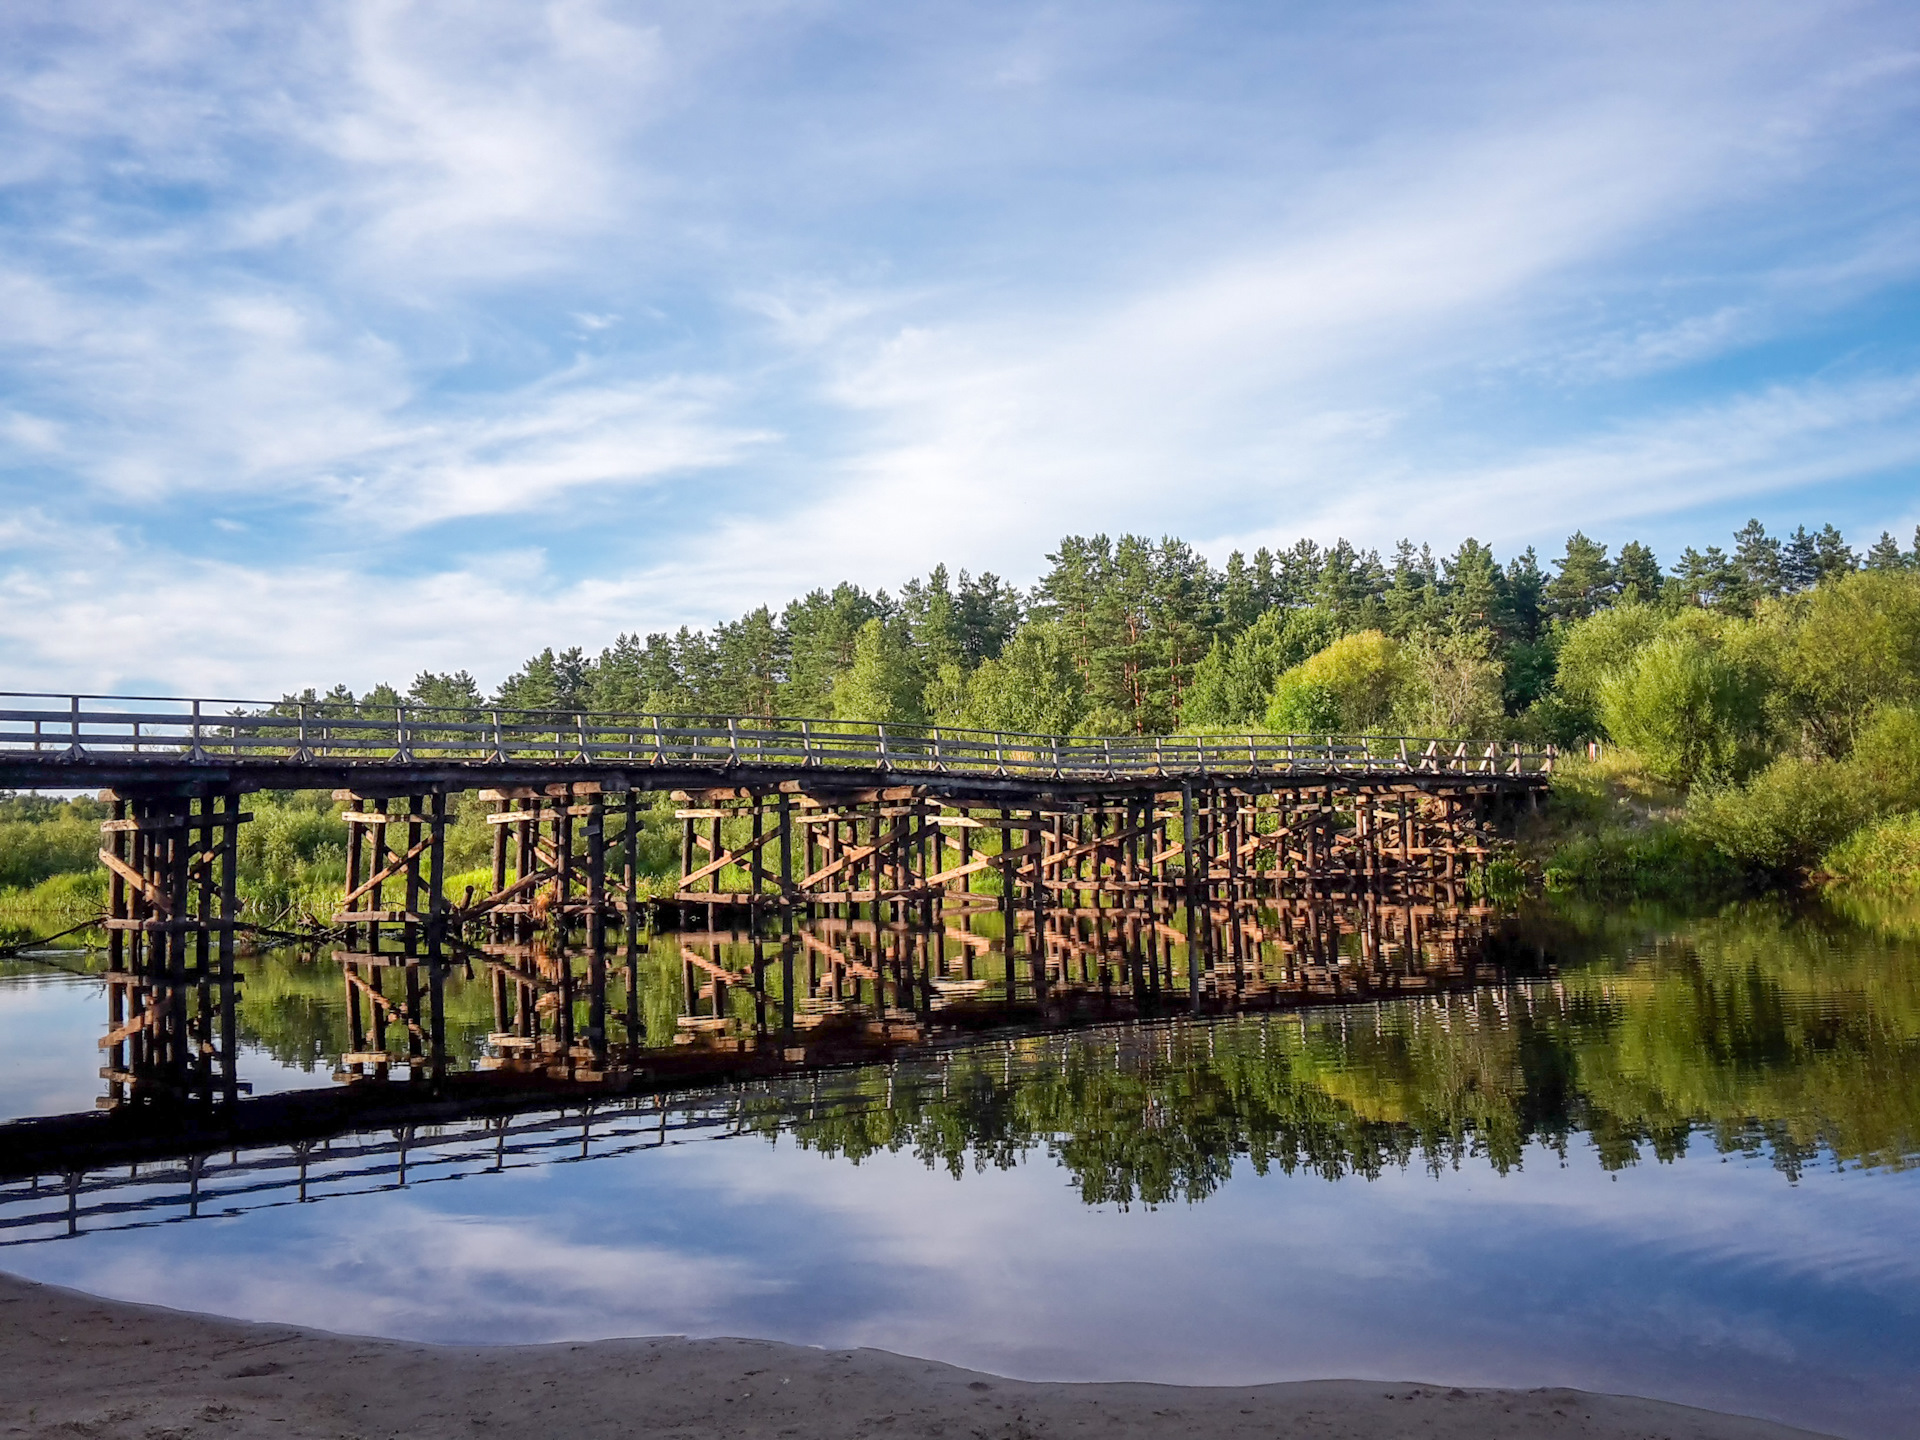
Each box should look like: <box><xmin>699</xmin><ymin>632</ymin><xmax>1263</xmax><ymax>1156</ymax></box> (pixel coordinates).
<box><xmin>6</xmin><ymin>519</ymin><xmax>1920</xmax><ymax>905</ymax></box>
<box><xmin>745</xmin><ymin>898</ymin><xmax>1920</xmax><ymax>1193</ymax></box>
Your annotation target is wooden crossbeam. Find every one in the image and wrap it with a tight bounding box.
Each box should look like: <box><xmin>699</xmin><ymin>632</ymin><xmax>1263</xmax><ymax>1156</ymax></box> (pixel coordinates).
<box><xmin>97</xmin><ymin>1007</ymin><xmax>165</xmax><ymax>1049</ymax></box>
<box><xmin>682</xmin><ymin>822</ymin><xmax>784</xmax><ymax>888</ymax></box>
<box><xmin>460</xmin><ymin>865</ymin><xmax>558</xmax><ymax>917</ymax></box>
<box><xmin>681</xmin><ymin>945</ymin><xmax>747</xmax><ymax>986</ymax></box>
<box><xmin>800</xmin><ymin>930</ymin><xmax>881</xmax><ymax>981</ymax></box>
<box><xmin>96</xmin><ymin>848</ymin><xmax>174</xmax><ymax>915</ymax></box>
<box><xmin>339</xmin><ymin>832</ymin><xmax>436</xmax><ymax>906</ymax></box>
<box><xmin>342</xmin><ymin>969</ymin><xmax>427</xmax><ymax>1040</ymax></box>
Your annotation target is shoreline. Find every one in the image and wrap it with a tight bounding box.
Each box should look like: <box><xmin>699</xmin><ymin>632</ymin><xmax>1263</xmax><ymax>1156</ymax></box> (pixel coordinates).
<box><xmin>0</xmin><ymin>1272</ymin><xmax>1834</xmax><ymax>1440</ymax></box>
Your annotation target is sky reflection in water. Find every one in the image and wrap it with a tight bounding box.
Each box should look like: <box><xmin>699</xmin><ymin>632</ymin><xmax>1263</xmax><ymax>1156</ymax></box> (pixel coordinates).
<box><xmin>1</xmin><ymin>900</ymin><xmax>1917</xmax><ymax>1440</ymax></box>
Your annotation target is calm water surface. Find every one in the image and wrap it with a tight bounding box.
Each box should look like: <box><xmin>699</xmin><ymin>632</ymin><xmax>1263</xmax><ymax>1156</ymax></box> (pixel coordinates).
<box><xmin>1</xmin><ymin>899</ymin><xmax>1916</xmax><ymax>1439</ymax></box>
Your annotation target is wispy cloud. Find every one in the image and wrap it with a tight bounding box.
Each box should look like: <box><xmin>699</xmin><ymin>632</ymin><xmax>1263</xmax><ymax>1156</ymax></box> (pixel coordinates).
<box><xmin>2</xmin><ymin>0</ymin><xmax>1919</xmax><ymax>689</ymax></box>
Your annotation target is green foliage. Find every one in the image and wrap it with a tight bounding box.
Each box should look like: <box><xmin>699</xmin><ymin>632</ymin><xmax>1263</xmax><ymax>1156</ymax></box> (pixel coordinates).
<box><xmin>0</xmin><ymin>868</ymin><xmax>108</xmax><ymax>917</ymax></box>
<box><xmin>830</xmin><ymin>617</ymin><xmax>927</xmax><ymax>724</ymax></box>
<box><xmin>1394</xmin><ymin>628</ymin><xmax>1505</xmax><ymax>737</ymax></box>
<box><xmin>1265</xmin><ymin>677</ymin><xmax>1341</xmax><ymax>734</ymax></box>
<box><xmin>1551</xmin><ymin>601</ymin><xmax>1667</xmax><ymax>731</ymax></box>
<box><xmin>1181</xmin><ymin>607</ymin><xmax>1337</xmax><ymax>728</ymax></box>
<box><xmin>1686</xmin><ymin>758</ymin><xmax>1876</xmax><ymax>876</ymax></box>
<box><xmin>1546</xmin><ymin>530</ymin><xmax>1615</xmax><ymax>620</ymax></box>
<box><xmin>1845</xmin><ymin>704</ymin><xmax>1920</xmax><ymax>812</ymax></box>
<box><xmin>215</xmin><ymin>790</ymin><xmax>361</xmax><ymax>923</ymax></box>
<box><xmin>0</xmin><ymin>811</ymin><xmax>102</xmax><ymax>888</ymax></box>
<box><xmin>1597</xmin><ymin>632</ymin><xmax>1767</xmax><ymax>786</ymax></box>
<box><xmin>1775</xmin><ymin>569</ymin><xmax>1920</xmax><ymax>753</ymax></box>
<box><xmin>1677</xmin><ymin>702</ymin><xmax>1920</xmax><ymax>882</ymax></box>
<box><xmin>1031</xmin><ymin>534</ymin><xmax>1218</xmax><ymax>732</ymax></box>
<box><xmin>1824</xmin><ymin>813</ymin><xmax>1920</xmax><ymax>895</ymax></box>
<box><xmin>1541</xmin><ymin>824</ymin><xmax>1742</xmax><ymax>897</ymax></box>
<box><xmin>1265</xmin><ymin>630</ymin><xmax>1403</xmax><ymax>734</ymax></box>
<box><xmin>947</xmin><ymin>624</ymin><xmax>1086</xmax><ymax>735</ymax></box>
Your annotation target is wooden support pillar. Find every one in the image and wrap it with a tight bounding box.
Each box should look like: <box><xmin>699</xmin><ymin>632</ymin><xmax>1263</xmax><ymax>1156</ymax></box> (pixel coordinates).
<box><xmin>1181</xmin><ymin>782</ymin><xmax>1201</xmax><ymax>1008</ymax></box>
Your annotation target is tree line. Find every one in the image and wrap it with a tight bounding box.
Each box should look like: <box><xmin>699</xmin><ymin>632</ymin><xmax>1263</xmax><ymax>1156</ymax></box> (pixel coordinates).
<box><xmin>285</xmin><ymin>518</ymin><xmax>1920</xmax><ymax>742</ymax></box>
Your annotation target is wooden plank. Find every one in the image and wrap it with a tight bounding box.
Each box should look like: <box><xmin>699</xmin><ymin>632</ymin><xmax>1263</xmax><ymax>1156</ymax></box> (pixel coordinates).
<box><xmin>680</xmin><ymin>945</ymin><xmax>747</xmax><ymax>986</ymax></box>
<box><xmin>96</xmin><ymin>849</ymin><xmax>173</xmax><ymax>915</ymax></box>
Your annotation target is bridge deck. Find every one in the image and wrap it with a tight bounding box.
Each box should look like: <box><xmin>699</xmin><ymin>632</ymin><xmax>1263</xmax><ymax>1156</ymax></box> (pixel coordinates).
<box><xmin>0</xmin><ymin>693</ymin><xmax>1552</xmax><ymax>797</ymax></box>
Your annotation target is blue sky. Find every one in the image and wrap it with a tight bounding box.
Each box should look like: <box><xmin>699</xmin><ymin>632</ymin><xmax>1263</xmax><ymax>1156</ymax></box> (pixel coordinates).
<box><xmin>2</xmin><ymin>1</ymin><xmax>1919</xmax><ymax>696</ymax></box>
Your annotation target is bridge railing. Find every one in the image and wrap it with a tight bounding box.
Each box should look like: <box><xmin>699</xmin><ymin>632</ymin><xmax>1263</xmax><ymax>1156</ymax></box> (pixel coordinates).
<box><xmin>0</xmin><ymin>693</ymin><xmax>1554</xmax><ymax>779</ymax></box>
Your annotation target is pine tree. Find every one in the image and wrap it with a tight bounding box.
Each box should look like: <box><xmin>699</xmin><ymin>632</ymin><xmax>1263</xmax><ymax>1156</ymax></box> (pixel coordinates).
<box><xmin>712</xmin><ymin>606</ymin><xmax>783</xmax><ymax>717</ymax></box>
<box><xmin>1671</xmin><ymin>546</ymin><xmax>1740</xmax><ymax>608</ymax></box>
<box><xmin>1781</xmin><ymin>526</ymin><xmax>1820</xmax><ymax>591</ymax></box>
<box><xmin>407</xmin><ymin>670</ymin><xmax>483</xmax><ymax>714</ymax></box>
<box><xmin>1732</xmin><ymin>519</ymin><xmax>1783</xmax><ymax>600</ymax></box>
<box><xmin>1813</xmin><ymin>523</ymin><xmax>1855</xmax><ymax>583</ymax></box>
<box><xmin>1865</xmin><ymin>531</ymin><xmax>1908</xmax><ymax>570</ymax></box>
<box><xmin>1274</xmin><ymin>538</ymin><xmax>1324</xmax><ymax>608</ymax></box>
<box><xmin>954</xmin><ymin>570</ymin><xmax>1022</xmax><ymax>664</ymax></box>
<box><xmin>1384</xmin><ymin>540</ymin><xmax>1441</xmax><ymax>637</ymax></box>
<box><xmin>1441</xmin><ymin>538</ymin><xmax>1502</xmax><ymax>637</ymax></box>
<box><xmin>782</xmin><ymin>584</ymin><xmax>883</xmax><ymax>716</ymax></box>
<box><xmin>1501</xmin><ymin>549</ymin><xmax>1547</xmax><ymax>642</ymax></box>
<box><xmin>1546</xmin><ymin>532</ymin><xmax>1614</xmax><ymax>620</ymax></box>
<box><xmin>1613</xmin><ymin>542</ymin><xmax>1662</xmax><ymax>604</ymax></box>
<box><xmin>899</xmin><ymin>566</ymin><xmax>965</xmax><ymax>673</ymax></box>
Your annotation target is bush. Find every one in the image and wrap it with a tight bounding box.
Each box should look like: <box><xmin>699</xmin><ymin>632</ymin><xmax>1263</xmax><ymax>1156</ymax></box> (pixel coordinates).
<box><xmin>0</xmin><ymin>868</ymin><xmax>108</xmax><ymax>917</ymax></box>
<box><xmin>1396</xmin><ymin>629</ymin><xmax>1506</xmax><ymax>737</ymax></box>
<box><xmin>0</xmin><ymin>814</ymin><xmax>102</xmax><ymax>888</ymax></box>
<box><xmin>1844</xmin><ymin>704</ymin><xmax>1920</xmax><ymax>812</ymax></box>
<box><xmin>1686</xmin><ymin>757</ymin><xmax>1877</xmax><ymax>875</ymax></box>
<box><xmin>1266</xmin><ymin>677</ymin><xmax>1342</xmax><ymax>734</ymax></box>
<box><xmin>1552</xmin><ymin>602</ymin><xmax>1668</xmax><ymax>731</ymax></box>
<box><xmin>1597</xmin><ymin>632</ymin><xmax>1766</xmax><ymax>786</ymax></box>
<box><xmin>1823</xmin><ymin>813</ymin><xmax>1920</xmax><ymax>894</ymax></box>
<box><xmin>1542</xmin><ymin>824</ymin><xmax>1742</xmax><ymax>897</ymax></box>
<box><xmin>1183</xmin><ymin>608</ymin><xmax>1339</xmax><ymax>728</ymax></box>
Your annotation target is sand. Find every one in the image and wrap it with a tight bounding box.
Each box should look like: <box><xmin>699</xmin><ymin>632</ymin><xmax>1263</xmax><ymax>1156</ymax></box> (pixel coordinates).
<box><xmin>0</xmin><ymin>1272</ymin><xmax>1832</xmax><ymax>1440</ymax></box>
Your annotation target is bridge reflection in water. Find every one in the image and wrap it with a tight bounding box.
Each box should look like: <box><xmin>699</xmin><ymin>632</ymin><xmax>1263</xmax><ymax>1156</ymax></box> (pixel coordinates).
<box><xmin>101</xmin><ymin>894</ymin><xmax>1514</xmax><ymax>1100</ymax></box>
<box><xmin>0</xmin><ymin>892</ymin><xmax>1537</xmax><ymax>1237</ymax></box>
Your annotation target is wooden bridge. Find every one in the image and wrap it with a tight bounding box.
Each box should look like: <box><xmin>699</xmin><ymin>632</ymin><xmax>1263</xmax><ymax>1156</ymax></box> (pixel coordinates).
<box><xmin>0</xmin><ymin>691</ymin><xmax>1550</xmax><ymax>1113</ymax></box>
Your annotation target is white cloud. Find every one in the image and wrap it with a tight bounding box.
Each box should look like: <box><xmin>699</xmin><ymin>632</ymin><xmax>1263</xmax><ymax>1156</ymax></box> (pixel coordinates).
<box><xmin>2</xmin><ymin>0</ymin><xmax>1920</xmax><ymax>688</ymax></box>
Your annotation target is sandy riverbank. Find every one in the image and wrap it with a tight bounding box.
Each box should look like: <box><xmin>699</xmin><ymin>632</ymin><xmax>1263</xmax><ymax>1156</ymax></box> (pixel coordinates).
<box><xmin>0</xmin><ymin>1272</ymin><xmax>1832</xmax><ymax>1440</ymax></box>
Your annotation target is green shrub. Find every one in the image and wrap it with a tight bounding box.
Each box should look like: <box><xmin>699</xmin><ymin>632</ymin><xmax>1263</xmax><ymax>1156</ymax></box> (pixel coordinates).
<box><xmin>1597</xmin><ymin>632</ymin><xmax>1766</xmax><ymax>786</ymax></box>
<box><xmin>1395</xmin><ymin>629</ymin><xmax>1505</xmax><ymax>737</ymax></box>
<box><xmin>1552</xmin><ymin>601</ymin><xmax>1668</xmax><ymax>730</ymax></box>
<box><xmin>1542</xmin><ymin>824</ymin><xmax>1742</xmax><ymax>897</ymax></box>
<box><xmin>0</xmin><ymin>868</ymin><xmax>108</xmax><ymax>917</ymax></box>
<box><xmin>1823</xmin><ymin>813</ymin><xmax>1920</xmax><ymax>894</ymax></box>
<box><xmin>1844</xmin><ymin>704</ymin><xmax>1920</xmax><ymax>812</ymax></box>
<box><xmin>1266</xmin><ymin>677</ymin><xmax>1342</xmax><ymax>734</ymax></box>
<box><xmin>1686</xmin><ymin>757</ymin><xmax>1877</xmax><ymax>875</ymax></box>
<box><xmin>0</xmin><ymin>814</ymin><xmax>102</xmax><ymax>888</ymax></box>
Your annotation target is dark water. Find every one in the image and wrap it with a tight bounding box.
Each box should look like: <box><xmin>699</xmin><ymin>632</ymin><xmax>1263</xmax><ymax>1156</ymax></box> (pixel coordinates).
<box><xmin>1</xmin><ymin>898</ymin><xmax>1916</xmax><ymax>1439</ymax></box>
